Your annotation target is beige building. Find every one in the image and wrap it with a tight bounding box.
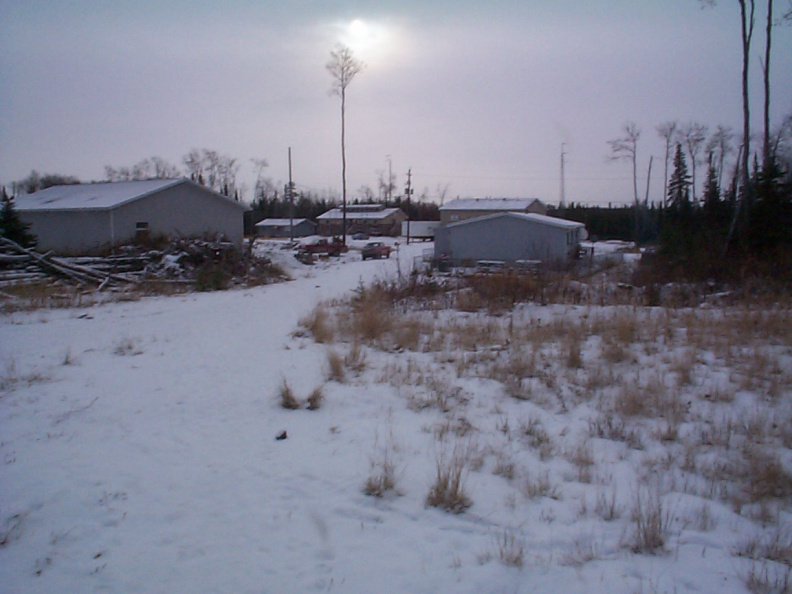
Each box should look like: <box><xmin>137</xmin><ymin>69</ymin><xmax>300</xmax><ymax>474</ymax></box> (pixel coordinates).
<box><xmin>316</xmin><ymin>204</ymin><xmax>406</xmax><ymax>237</ymax></box>
<box><xmin>439</xmin><ymin>198</ymin><xmax>547</xmax><ymax>225</ymax></box>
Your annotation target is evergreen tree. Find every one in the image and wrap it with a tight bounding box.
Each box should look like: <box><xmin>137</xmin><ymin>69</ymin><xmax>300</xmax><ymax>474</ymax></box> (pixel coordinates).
<box><xmin>0</xmin><ymin>187</ymin><xmax>37</xmax><ymax>247</ymax></box>
<box><xmin>667</xmin><ymin>143</ymin><xmax>692</xmax><ymax>210</ymax></box>
<box><xmin>702</xmin><ymin>152</ymin><xmax>722</xmax><ymax>215</ymax></box>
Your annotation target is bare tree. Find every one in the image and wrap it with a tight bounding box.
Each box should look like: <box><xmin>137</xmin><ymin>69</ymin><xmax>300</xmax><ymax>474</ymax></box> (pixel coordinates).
<box><xmin>706</xmin><ymin>125</ymin><xmax>735</xmax><ymax>190</ymax></box>
<box><xmin>105</xmin><ymin>157</ymin><xmax>180</xmax><ymax>182</ymax></box>
<box><xmin>251</xmin><ymin>158</ymin><xmax>270</xmax><ymax>200</ymax></box>
<box><xmin>181</xmin><ymin>149</ymin><xmax>240</xmax><ymax>197</ymax></box>
<box><xmin>656</xmin><ymin>121</ymin><xmax>678</xmax><ymax>208</ymax></box>
<box><xmin>436</xmin><ymin>183</ymin><xmax>451</xmax><ymax>206</ymax></box>
<box><xmin>700</xmin><ymin>0</ymin><xmax>756</xmax><ymax>248</ymax></box>
<box><xmin>607</xmin><ymin>122</ymin><xmax>642</xmax><ymax>205</ymax></box>
<box><xmin>326</xmin><ymin>45</ymin><xmax>363</xmax><ymax>245</ymax></box>
<box><xmin>678</xmin><ymin>122</ymin><xmax>709</xmax><ymax>201</ymax></box>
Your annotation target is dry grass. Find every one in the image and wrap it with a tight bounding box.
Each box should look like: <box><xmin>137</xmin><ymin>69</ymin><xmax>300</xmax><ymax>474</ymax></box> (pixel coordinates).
<box><xmin>595</xmin><ymin>486</ymin><xmax>621</xmax><ymax>521</ymax></box>
<box><xmin>278</xmin><ymin>379</ymin><xmax>300</xmax><ymax>410</ymax></box>
<box><xmin>567</xmin><ymin>440</ymin><xmax>595</xmax><ymax>483</ymax></box>
<box><xmin>629</xmin><ymin>488</ymin><xmax>672</xmax><ymax>554</ymax></box>
<box><xmin>326</xmin><ymin>349</ymin><xmax>346</xmax><ymax>383</ymax></box>
<box><xmin>494</xmin><ymin>531</ymin><xmax>524</xmax><ymax>568</ymax></box>
<box><xmin>306</xmin><ymin>386</ymin><xmax>324</xmax><ymax>410</ymax></box>
<box><xmin>364</xmin><ymin>450</ymin><xmax>398</xmax><ymax>497</ymax></box>
<box><xmin>521</xmin><ymin>471</ymin><xmax>560</xmax><ymax>500</ymax></box>
<box><xmin>299</xmin><ymin>305</ymin><xmax>334</xmax><ymax>343</ymax></box>
<box><xmin>427</xmin><ymin>446</ymin><xmax>472</xmax><ymax>513</ymax></box>
<box><xmin>344</xmin><ymin>342</ymin><xmax>366</xmax><ymax>374</ymax></box>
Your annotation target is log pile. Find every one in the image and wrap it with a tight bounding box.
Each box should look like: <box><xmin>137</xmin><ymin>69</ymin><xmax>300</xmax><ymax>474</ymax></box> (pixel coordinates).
<box><xmin>0</xmin><ymin>237</ymin><xmax>284</xmax><ymax>292</ymax></box>
<box><xmin>0</xmin><ymin>237</ymin><xmax>136</xmax><ymax>288</ymax></box>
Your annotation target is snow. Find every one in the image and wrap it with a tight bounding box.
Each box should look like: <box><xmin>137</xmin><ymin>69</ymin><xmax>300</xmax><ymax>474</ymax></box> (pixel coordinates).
<box><xmin>1</xmin><ymin>239</ymin><xmax>789</xmax><ymax>593</ymax></box>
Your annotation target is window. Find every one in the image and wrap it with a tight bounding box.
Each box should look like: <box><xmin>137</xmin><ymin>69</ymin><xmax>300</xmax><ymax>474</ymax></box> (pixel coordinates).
<box><xmin>136</xmin><ymin>222</ymin><xmax>149</xmax><ymax>231</ymax></box>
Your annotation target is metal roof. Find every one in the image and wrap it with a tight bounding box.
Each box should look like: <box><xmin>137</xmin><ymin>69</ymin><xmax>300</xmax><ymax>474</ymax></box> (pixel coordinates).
<box><xmin>439</xmin><ymin>198</ymin><xmax>544</xmax><ymax>211</ymax></box>
<box><xmin>317</xmin><ymin>207</ymin><xmax>404</xmax><ymax>220</ymax></box>
<box><xmin>14</xmin><ymin>178</ymin><xmax>244</xmax><ymax>212</ymax></box>
<box><xmin>255</xmin><ymin>218</ymin><xmax>311</xmax><ymax>226</ymax></box>
<box><xmin>444</xmin><ymin>211</ymin><xmax>585</xmax><ymax>230</ymax></box>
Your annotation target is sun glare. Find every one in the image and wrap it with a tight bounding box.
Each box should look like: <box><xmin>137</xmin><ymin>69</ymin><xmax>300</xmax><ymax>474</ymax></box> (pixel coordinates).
<box><xmin>336</xmin><ymin>18</ymin><xmax>396</xmax><ymax>65</ymax></box>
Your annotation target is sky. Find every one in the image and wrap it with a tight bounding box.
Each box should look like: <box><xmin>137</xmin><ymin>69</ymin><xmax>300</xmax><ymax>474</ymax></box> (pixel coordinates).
<box><xmin>1</xmin><ymin>0</ymin><xmax>791</xmax><ymax>206</ymax></box>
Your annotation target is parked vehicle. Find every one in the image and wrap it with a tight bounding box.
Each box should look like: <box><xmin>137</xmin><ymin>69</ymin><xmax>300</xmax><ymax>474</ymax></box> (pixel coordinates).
<box><xmin>351</xmin><ymin>232</ymin><xmax>369</xmax><ymax>240</ymax></box>
<box><xmin>297</xmin><ymin>238</ymin><xmax>348</xmax><ymax>257</ymax></box>
<box><xmin>361</xmin><ymin>242</ymin><xmax>391</xmax><ymax>260</ymax></box>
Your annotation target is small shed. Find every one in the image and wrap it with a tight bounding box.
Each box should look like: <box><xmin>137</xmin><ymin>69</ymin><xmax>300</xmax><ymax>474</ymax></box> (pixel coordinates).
<box><xmin>434</xmin><ymin>212</ymin><xmax>587</xmax><ymax>268</ymax></box>
<box><xmin>15</xmin><ymin>178</ymin><xmax>245</xmax><ymax>254</ymax></box>
<box><xmin>439</xmin><ymin>197</ymin><xmax>547</xmax><ymax>224</ymax></box>
<box><xmin>317</xmin><ymin>204</ymin><xmax>406</xmax><ymax>237</ymax></box>
<box><xmin>255</xmin><ymin>218</ymin><xmax>316</xmax><ymax>238</ymax></box>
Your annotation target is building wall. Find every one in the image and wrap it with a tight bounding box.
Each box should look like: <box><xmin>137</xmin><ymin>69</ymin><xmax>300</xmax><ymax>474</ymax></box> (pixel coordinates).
<box><xmin>435</xmin><ymin>215</ymin><xmax>582</xmax><ymax>267</ymax></box>
<box><xmin>21</xmin><ymin>209</ymin><xmax>112</xmax><ymax>254</ymax></box>
<box><xmin>114</xmin><ymin>184</ymin><xmax>244</xmax><ymax>247</ymax></box>
<box><xmin>318</xmin><ymin>211</ymin><xmax>406</xmax><ymax>237</ymax></box>
<box><xmin>256</xmin><ymin>221</ymin><xmax>314</xmax><ymax>238</ymax></box>
<box><xmin>440</xmin><ymin>203</ymin><xmax>546</xmax><ymax>225</ymax></box>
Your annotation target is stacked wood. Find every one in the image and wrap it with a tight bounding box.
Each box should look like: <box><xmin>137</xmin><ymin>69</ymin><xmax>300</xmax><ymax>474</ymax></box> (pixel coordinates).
<box><xmin>0</xmin><ymin>238</ymin><xmax>136</xmax><ymax>288</ymax></box>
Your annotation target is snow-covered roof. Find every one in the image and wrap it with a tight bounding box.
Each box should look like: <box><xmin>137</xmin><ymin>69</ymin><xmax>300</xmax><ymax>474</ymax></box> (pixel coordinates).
<box><xmin>14</xmin><ymin>178</ymin><xmax>243</xmax><ymax>212</ymax></box>
<box><xmin>317</xmin><ymin>207</ymin><xmax>404</xmax><ymax>220</ymax></box>
<box><xmin>255</xmin><ymin>218</ymin><xmax>311</xmax><ymax>227</ymax></box>
<box><xmin>445</xmin><ymin>211</ymin><xmax>585</xmax><ymax>230</ymax></box>
<box><xmin>439</xmin><ymin>198</ymin><xmax>545</xmax><ymax>211</ymax></box>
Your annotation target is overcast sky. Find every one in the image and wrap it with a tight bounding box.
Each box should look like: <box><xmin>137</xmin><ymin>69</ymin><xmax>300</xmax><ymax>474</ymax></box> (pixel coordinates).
<box><xmin>1</xmin><ymin>0</ymin><xmax>791</xmax><ymax>206</ymax></box>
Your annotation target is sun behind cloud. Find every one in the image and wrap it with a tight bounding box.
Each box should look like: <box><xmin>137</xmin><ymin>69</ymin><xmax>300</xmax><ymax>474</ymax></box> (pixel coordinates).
<box><xmin>336</xmin><ymin>18</ymin><xmax>398</xmax><ymax>66</ymax></box>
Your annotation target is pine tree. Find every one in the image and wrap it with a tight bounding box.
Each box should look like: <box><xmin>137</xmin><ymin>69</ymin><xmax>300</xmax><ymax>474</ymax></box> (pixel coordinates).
<box><xmin>0</xmin><ymin>187</ymin><xmax>37</xmax><ymax>247</ymax></box>
<box><xmin>667</xmin><ymin>143</ymin><xmax>692</xmax><ymax>209</ymax></box>
<box><xmin>702</xmin><ymin>152</ymin><xmax>721</xmax><ymax>214</ymax></box>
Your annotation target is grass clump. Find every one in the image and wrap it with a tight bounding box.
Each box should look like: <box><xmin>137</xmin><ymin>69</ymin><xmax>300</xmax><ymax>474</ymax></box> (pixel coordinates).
<box><xmin>427</xmin><ymin>447</ymin><xmax>472</xmax><ymax>513</ymax></box>
<box><xmin>278</xmin><ymin>379</ymin><xmax>300</xmax><ymax>410</ymax></box>
<box><xmin>326</xmin><ymin>349</ymin><xmax>346</xmax><ymax>383</ymax></box>
<box><xmin>306</xmin><ymin>386</ymin><xmax>325</xmax><ymax>410</ymax></box>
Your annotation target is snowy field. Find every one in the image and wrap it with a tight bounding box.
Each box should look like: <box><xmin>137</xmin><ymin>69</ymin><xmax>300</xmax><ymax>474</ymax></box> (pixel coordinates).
<box><xmin>1</xmin><ymin>239</ymin><xmax>791</xmax><ymax>593</ymax></box>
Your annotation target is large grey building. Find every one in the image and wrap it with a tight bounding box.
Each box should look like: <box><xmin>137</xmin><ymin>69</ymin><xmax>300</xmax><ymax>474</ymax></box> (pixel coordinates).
<box><xmin>15</xmin><ymin>178</ymin><xmax>245</xmax><ymax>254</ymax></box>
<box><xmin>434</xmin><ymin>212</ymin><xmax>587</xmax><ymax>268</ymax></box>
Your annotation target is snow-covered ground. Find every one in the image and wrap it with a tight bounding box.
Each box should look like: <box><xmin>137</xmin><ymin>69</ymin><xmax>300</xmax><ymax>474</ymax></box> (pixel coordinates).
<box><xmin>1</xmin><ymin>239</ymin><xmax>790</xmax><ymax>593</ymax></box>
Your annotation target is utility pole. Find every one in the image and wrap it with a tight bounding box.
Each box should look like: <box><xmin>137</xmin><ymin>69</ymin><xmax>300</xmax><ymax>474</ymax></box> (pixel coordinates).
<box><xmin>287</xmin><ymin>147</ymin><xmax>295</xmax><ymax>242</ymax></box>
<box><xmin>386</xmin><ymin>155</ymin><xmax>392</xmax><ymax>203</ymax></box>
<box><xmin>404</xmin><ymin>168</ymin><xmax>413</xmax><ymax>245</ymax></box>
<box><xmin>559</xmin><ymin>143</ymin><xmax>566</xmax><ymax>209</ymax></box>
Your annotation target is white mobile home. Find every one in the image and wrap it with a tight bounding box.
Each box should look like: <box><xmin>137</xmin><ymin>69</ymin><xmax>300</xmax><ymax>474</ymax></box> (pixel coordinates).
<box><xmin>434</xmin><ymin>212</ymin><xmax>587</xmax><ymax>268</ymax></box>
<box><xmin>16</xmin><ymin>178</ymin><xmax>245</xmax><ymax>254</ymax></box>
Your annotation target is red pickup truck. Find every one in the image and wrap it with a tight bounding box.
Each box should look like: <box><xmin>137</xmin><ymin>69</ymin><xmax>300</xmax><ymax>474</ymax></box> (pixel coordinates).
<box><xmin>297</xmin><ymin>238</ymin><xmax>348</xmax><ymax>259</ymax></box>
<box><xmin>361</xmin><ymin>242</ymin><xmax>391</xmax><ymax>260</ymax></box>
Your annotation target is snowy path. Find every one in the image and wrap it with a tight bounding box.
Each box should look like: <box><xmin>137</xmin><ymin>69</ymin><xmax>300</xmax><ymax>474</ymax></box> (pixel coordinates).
<box><xmin>1</xmin><ymin>245</ymin><xmax>451</xmax><ymax>594</ymax></box>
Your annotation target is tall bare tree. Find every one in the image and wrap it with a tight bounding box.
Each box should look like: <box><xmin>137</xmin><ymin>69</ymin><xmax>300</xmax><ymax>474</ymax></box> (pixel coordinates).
<box><xmin>607</xmin><ymin>122</ymin><xmax>642</xmax><ymax>241</ymax></box>
<box><xmin>678</xmin><ymin>122</ymin><xmax>709</xmax><ymax>201</ymax></box>
<box><xmin>706</xmin><ymin>125</ymin><xmax>735</xmax><ymax>190</ymax></box>
<box><xmin>607</xmin><ymin>122</ymin><xmax>642</xmax><ymax>205</ymax></box>
<box><xmin>762</xmin><ymin>0</ymin><xmax>774</xmax><ymax>167</ymax></box>
<box><xmin>701</xmin><ymin>0</ymin><xmax>756</xmax><ymax>246</ymax></box>
<box><xmin>326</xmin><ymin>45</ymin><xmax>363</xmax><ymax>245</ymax></box>
<box><xmin>656</xmin><ymin>121</ymin><xmax>678</xmax><ymax>208</ymax></box>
